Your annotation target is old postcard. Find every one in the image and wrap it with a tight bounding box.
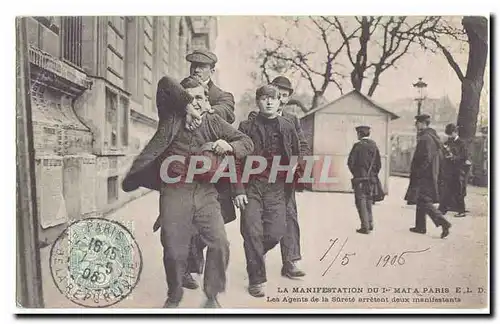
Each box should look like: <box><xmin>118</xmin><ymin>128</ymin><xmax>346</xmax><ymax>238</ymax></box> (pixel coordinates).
<box><xmin>15</xmin><ymin>15</ymin><xmax>490</xmax><ymax>313</ymax></box>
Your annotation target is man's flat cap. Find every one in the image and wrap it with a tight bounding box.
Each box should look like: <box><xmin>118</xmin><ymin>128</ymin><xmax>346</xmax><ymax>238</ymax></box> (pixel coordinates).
<box><xmin>355</xmin><ymin>125</ymin><xmax>371</xmax><ymax>132</ymax></box>
<box><xmin>271</xmin><ymin>76</ymin><xmax>293</xmax><ymax>94</ymax></box>
<box><xmin>256</xmin><ymin>85</ymin><xmax>279</xmax><ymax>99</ymax></box>
<box><xmin>186</xmin><ymin>50</ymin><xmax>218</xmax><ymax>65</ymax></box>
<box><xmin>415</xmin><ymin>114</ymin><xmax>431</xmax><ymax>123</ymax></box>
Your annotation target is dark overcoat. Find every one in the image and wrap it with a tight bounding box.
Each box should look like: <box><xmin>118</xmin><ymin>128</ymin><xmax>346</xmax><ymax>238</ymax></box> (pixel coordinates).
<box><xmin>404</xmin><ymin>128</ymin><xmax>444</xmax><ymax>205</ymax></box>
<box><xmin>439</xmin><ymin>136</ymin><xmax>469</xmax><ymax>211</ymax></box>
<box><xmin>207</xmin><ymin>80</ymin><xmax>236</xmax><ymax>124</ymax></box>
<box><xmin>347</xmin><ymin>138</ymin><xmax>385</xmax><ymax>202</ymax></box>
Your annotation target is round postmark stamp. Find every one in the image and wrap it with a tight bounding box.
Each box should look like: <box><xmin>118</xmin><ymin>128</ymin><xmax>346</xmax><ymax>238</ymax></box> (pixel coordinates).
<box><xmin>49</xmin><ymin>218</ymin><xmax>143</xmax><ymax>308</ymax></box>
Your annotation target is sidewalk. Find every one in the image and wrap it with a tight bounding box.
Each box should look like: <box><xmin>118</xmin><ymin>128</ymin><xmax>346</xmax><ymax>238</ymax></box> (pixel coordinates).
<box><xmin>39</xmin><ymin>177</ymin><xmax>489</xmax><ymax>309</ymax></box>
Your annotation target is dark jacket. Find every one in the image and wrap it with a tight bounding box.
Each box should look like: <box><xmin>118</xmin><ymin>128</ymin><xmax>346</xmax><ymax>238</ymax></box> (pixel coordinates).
<box><xmin>282</xmin><ymin>111</ymin><xmax>311</xmax><ymax>157</ymax></box>
<box><xmin>236</xmin><ymin>113</ymin><xmax>308</xmax><ymax>196</ymax></box>
<box><xmin>122</xmin><ymin>112</ymin><xmax>253</xmax><ymax>193</ymax></box>
<box><xmin>147</xmin><ymin>76</ymin><xmax>239</xmax><ymax>224</ymax></box>
<box><xmin>122</xmin><ymin>76</ymin><xmax>252</xmax><ymax>193</ymax></box>
<box><xmin>404</xmin><ymin>127</ymin><xmax>444</xmax><ymax>205</ymax></box>
<box><xmin>207</xmin><ymin>80</ymin><xmax>235</xmax><ymax>124</ymax></box>
<box><xmin>347</xmin><ymin>138</ymin><xmax>385</xmax><ymax>201</ymax></box>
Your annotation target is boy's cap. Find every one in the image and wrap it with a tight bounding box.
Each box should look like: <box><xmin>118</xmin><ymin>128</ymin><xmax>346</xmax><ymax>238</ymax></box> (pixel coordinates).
<box><xmin>256</xmin><ymin>85</ymin><xmax>279</xmax><ymax>98</ymax></box>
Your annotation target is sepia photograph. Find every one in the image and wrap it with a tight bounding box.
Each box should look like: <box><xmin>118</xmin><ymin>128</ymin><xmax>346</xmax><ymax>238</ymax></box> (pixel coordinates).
<box><xmin>14</xmin><ymin>12</ymin><xmax>490</xmax><ymax>314</ymax></box>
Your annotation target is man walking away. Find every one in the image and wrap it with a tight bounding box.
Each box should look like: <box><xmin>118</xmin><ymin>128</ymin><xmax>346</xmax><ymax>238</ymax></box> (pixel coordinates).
<box><xmin>405</xmin><ymin>114</ymin><xmax>452</xmax><ymax>239</ymax></box>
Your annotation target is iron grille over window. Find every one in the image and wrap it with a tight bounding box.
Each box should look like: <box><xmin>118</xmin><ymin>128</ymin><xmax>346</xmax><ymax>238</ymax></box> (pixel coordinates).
<box><xmin>61</xmin><ymin>16</ymin><xmax>83</xmax><ymax>67</ymax></box>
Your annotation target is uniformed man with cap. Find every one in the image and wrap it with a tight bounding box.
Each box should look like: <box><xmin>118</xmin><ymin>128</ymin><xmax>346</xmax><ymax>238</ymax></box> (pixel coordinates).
<box><xmin>404</xmin><ymin>114</ymin><xmax>452</xmax><ymax>238</ymax></box>
<box><xmin>347</xmin><ymin>125</ymin><xmax>384</xmax><ymax>234</ymax></box>
<box><xmin>270</xmin><ymin>76</ymin><xmax>310</xmax><ymax>278</ymax></box>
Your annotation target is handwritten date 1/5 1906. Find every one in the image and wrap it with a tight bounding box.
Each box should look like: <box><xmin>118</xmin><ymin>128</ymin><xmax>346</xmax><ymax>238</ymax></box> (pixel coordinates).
<box><xmin>320</xmin><ymin>237</ymin><xmax>431</xmax><ymax>275</ymax></box>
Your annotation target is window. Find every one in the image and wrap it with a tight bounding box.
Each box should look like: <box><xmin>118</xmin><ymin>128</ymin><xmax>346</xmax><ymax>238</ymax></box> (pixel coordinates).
<box><xmin>61</xmin><ymin>16</ymin><xmax>83</xmax><ymax>67</ymax></box>
<box><xmin>143</xmin><ymin>16</ymin><xmax>154</xmax><ymax>112</ymax></box>
<box><xmin>178</xmin><ymin>19</ymin><xmax>187</xmax><ymax>77</ymax></box>
<box><xmin>120</xmin><ymin>97</ymin><xmax>129</xmax><ymax>146</ymax></box>
<box><xmin>107</xmin><ymin>176</ymin><xmax>118</xmax><ymax>203</ymax></box>
<box><xmin>33</xmin><ymin>16</ymin><xmax>59</xmax><ymax>34</ymax></box>
<box><xmin>105</xmin><ymin>88</ymin><xmax>118</xmax><ymax>149</ymax></box>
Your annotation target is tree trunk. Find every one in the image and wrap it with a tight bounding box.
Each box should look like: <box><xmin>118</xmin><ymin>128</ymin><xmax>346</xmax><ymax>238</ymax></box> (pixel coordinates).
<box><xmin>311</xmin><ymin>91</ymin><xmax>325</xmax><ymax>109</ymax></box>
<box><xmin>457</xmin><ymin>16</ymin><xmax>488</xmax><ymax>141</ymax></box>
<box><xmin>350</xmin><ymin>17</ymin><xmax>370</xmax><ymax>92</ymax></box>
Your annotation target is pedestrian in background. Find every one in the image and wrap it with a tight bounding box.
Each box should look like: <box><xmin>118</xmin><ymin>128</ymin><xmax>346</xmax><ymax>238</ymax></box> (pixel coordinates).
<box><xmin>347</xmin><ymin>125</ymin><xmax>385</xmax><ymax>234</ymax></box>
<box><xmin>439</xmin><ymin>123</ymin><xmax>471</xmax><ymax>217</ymax></box>
<box><xmin>405</xmin><ymin>114</ymin><xmax>452</xmax><ymax>238</ymax></box>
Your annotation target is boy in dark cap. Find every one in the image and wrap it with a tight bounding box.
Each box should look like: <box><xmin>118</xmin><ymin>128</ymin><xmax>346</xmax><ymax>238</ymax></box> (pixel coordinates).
<box><xmin>270</xmin><ymin>76</ymin><xmax>310</xmax><ymax>278</ymax></box>
<box><xmin>347</xmin><ymin>126</ymin><xmax>385</xmax><ymax>234</ymax></box>
<box><xmin>438</xmin><ymin>123</ymin><xmax>470</xmax><ymax>217</ymax></box>
<box><xmin>235</xmin><ymin>84</ymin><xmax>306</xmax><ymax>298</ymax></box>
<box><xmin>404</xmin><ymin>114</ymin><xmax>452</xmax><ymax>238</ymax></box>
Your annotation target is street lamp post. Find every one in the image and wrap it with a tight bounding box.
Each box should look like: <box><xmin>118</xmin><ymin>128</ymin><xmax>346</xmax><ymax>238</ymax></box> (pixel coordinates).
<box><xmin>413</xmin><ymin>77</ymin><xmax>428</xmax><ymax>116</ymax></box>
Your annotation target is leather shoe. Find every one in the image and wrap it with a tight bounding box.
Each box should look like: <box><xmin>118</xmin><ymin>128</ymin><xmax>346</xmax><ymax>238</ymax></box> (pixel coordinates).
<box><xmin>356</xmin><ymin>228</ymin><xmax>370</xmax><ymax>234</ymax></box>
<box><xmin>281</xmin><ymin>262</ymin><xmax>306</xmax><ymax>278</ymax></box>
<box><xmin>441</xmin><ymin>223</ymin><xmax>451</xmax><ymax>239</ymax></box>
<box><xmin>248</xmin><ymin>284</ymin><xmax>265</xmax><ymax>298</ymax></box>
<box><xmin>163</xmin><ymin>298</ymin><xmax>180</xmax><ymax>308</ymax></box>
<box><xmin>409</xmin><ymin>227</ymin><xmax>426</xmax><ymax>234</ymax></box>
<box><xmin>203</xmin><ymin>296</ymin><xmax>221</xmax><ymax>308</ymax></box>
<box><xmin>163</xmin><ymin>288</ymin><xmax>183</xmax><ymax>308</ymax></box>
<box><xmin>182</xmin><ymin>273</ymin><xmax>199</xmax><ymax>290</ymax></box>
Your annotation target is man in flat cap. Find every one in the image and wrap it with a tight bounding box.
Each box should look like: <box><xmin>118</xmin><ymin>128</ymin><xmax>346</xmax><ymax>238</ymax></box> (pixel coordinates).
<box><xmin>404</xmin><ymin>114</ymin><xmax>452</xmax><ymax>238</ymax></box>
<box><xmin>347</xmin><ymin>125</ymin><xmax>385</xmax><ymax>234</ymax></box>
<box><xmin>122</xmin><ymin>75</ymin><xmax>253</xmax><ymax>308</ymax></box>
<box><xmin>234</xmin><ymin>84</ymin><xmax>308</xmax><ymax>298</ymax></box>
<box><xmin>184</xmin><ymin>49</ymin><xmax>235</xmax><ymax>126</ymax></box>
<box><xmin>270</xmin><ymin>76</ymin><xmax>310</xmax><ymax>278</ymax></box>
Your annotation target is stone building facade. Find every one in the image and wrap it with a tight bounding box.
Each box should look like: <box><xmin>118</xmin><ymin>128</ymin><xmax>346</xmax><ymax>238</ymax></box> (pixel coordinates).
<box><xmin>24</xmin><ymin>16</ymin><xmax>218</xmax><ymax>244</ymax></box>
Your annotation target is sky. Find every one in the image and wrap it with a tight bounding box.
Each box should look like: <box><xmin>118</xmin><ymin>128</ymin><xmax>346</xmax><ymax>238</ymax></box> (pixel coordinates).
<box><xmin>213</xmin><ymin>16</ymin><xmax>487</xmax><ymax>107</ymax></box>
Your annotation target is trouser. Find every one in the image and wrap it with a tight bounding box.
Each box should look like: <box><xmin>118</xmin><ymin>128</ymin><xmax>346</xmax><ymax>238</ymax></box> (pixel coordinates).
<box><xmin>187</xmin><ymin>184</ymin><xmax>234</xmax><ymax>275</ymax></box>
<box><xmin>415</xmin><ymin>195</ymin><xmax>451</xmax><ymax>231</ymax></box>
<box><xmin>241</xmin><ymin>179</ymin><xmax>287</xmax><ymax>285</ymax></box>
<box><xmin>280</xmin><ymin>191</ymin><xmax>302</xmax><ymax>264</ymax></box>
<box><xmin>160</xmin><ymin>182</ymin><xmax>229</xmax><ymax>302</ymax></box>
<box><xmin>355</xmin><ymin>188</ymin><xmax>373</xmax><ymax>230</ymax></box>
